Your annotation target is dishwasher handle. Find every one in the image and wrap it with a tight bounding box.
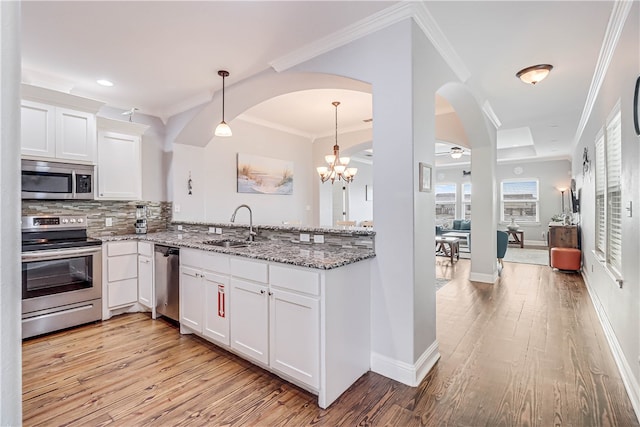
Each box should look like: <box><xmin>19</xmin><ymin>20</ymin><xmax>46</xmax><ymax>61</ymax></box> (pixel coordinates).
<box><xmin>155</xmin><ymin>245</ymin><xmax>180</xmax><ymax>257</ymax></box>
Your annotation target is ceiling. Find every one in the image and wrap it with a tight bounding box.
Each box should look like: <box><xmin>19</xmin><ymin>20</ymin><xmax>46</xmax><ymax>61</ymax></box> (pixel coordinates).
<box><xmin>21</xmin><ymin>1</ymin><xmax>622</xmax><ymax>165</ymax></box>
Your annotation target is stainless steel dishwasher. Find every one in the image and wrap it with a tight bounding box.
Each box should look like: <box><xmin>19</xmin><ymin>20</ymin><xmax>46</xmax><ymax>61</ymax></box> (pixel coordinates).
<box><xmin>154</xmin><ymin>245</ymin><xmax>180</xmax><ymax>322</ymax></box>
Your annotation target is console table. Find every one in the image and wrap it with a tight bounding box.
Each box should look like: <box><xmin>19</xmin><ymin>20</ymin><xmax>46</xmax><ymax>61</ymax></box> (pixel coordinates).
<box><xmin>506</xmin><ymin>230</ymin><xmax>524</xmax><ymax>248</ymax></box>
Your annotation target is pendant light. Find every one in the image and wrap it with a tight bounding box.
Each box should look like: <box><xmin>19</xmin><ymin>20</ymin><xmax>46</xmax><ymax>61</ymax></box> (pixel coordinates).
<box><xmin>317</xmin><ymin>101</ymin><xmax>357</xmax><ymax>184</ymax></box>
<box><xmin>215</xmin><ymin>70</ymin><xmax>232</xmax><ymax>137</ymax></box>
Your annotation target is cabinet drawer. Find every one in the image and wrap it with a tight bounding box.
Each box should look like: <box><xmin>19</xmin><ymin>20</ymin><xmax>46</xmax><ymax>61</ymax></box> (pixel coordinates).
<box><xmin>108</xmin><ymin>278</ymin><xmax>138</xmax><ymax>307</ymax></box>
<box><xmin>107</xmin><ymin>254</ymin><xmax>138</xmax><ymax>282</ymax></box>
<box><xmin>107</xmin><ymin>241</ymin><xmax>138</xmax><ymax>256</ymax></box>
<box><xmin>180</xmin><ymin>248</ymin><xmax>202</xmax><ymax>268</ymax></box>
<box><xmin>270</xmin><ymin>265</ymin><xmax>320</xmax><ymax>296</ymax></box>
<box><xmin>138</xmin><ymin>241</ymin><xmax>153</xmax><ymax>257</ymax></box>
<box><xmin>230</xmin><ymin>258</ymin><xmax>268</xmax><ymax>283</ymax></box>
<box><xmin>203</xmin><ymin>251</ymin><xmax>230</xmax><ymax>274</ymax></box>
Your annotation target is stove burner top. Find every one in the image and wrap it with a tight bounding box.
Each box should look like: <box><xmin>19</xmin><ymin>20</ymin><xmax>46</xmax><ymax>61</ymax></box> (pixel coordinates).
<box><xmin>21</xmin><ymin>237</ymin><xmax>102</xmax><ymax>252</ymax></box>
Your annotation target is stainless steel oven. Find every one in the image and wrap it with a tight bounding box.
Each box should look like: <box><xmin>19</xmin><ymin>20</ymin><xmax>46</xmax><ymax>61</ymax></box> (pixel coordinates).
<box><xmin>21</xmin><ymin>216</ymin><xmax>102</xmax><ymax>339</ymax></box>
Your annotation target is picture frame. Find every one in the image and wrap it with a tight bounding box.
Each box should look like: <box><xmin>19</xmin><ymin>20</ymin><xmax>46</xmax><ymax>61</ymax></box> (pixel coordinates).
<box><xmin>419</xmin><ymin>162</ymin><xmax>432</xmax><ymax>192</ymax></box>
<box><xmin>634</xmin><ymin>75</ymin><xmax>640</xmax><ymax>136</ymax></box>
<box><xmin>365</xmin><ymin>185</ymin><xmax>373</xmax><ymax>201</ymax></box>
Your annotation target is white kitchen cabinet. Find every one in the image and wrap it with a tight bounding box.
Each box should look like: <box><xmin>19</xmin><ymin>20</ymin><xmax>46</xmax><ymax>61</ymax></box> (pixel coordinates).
<box><xmin>180</xmin><ymin>248</ymin><xmax>230</xmax><ymax>343</ymax></box>
<box><xmin>137</xmin><ymin>242</ymin><xmax>153</xmax><ymax>309</ymax></box>
<box><xmin>104</xmin><ymin>241</ymin><xmax>138</xmax><ymax>310</ymax></box>
<box><xmin>21</xmin><ymin>85</ymin><xmax>104</xmax><ymax>164</ymax></box>
<box><xmin>180</xmin><ymin>265</ymin><xmax>204</xmax><ymax>332</ymax></box>
<box><xmin>21</xmin><ymin>101</ymin><xmax>97</xmax><ymax>163</ymax></box>
<box><xmin>96</xmin><ymin>118</ymin><xmax>148</xmax><ymax>200</ymax></box>
<box><xmin>203</xmin><ymin>271</ymin><xmax>230</xmax><ymax>346</ymax></box>
<box><xmin>269</xmin><ymin>288</ymin><xmax>319</xmax><ymax>389</ymax></box>
<box><xmin>230</xmin><ymin>277</ymin><xmax>269</xmax><ymax>365</ymax></box>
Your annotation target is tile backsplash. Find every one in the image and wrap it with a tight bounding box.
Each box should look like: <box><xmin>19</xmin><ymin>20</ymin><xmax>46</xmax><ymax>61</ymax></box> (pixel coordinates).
<box><xmin>21</xmin><ymin>200</ymin><xmax>172</xmax><ymax>237</ymax></box>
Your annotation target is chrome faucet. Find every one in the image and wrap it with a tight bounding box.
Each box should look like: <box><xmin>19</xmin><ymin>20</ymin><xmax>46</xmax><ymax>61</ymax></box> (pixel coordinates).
<box><xmin>230</xmin><ymin>204</ymin><xmax>256</xmax><ymax>241</ymax></box>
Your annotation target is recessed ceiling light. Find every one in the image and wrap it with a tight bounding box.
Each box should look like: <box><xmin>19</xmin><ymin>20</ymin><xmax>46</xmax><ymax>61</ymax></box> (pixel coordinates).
<box><xmin>96</xmin><ymin>79</ymin><xmax>114</xmax><ymax>87</ymax></box>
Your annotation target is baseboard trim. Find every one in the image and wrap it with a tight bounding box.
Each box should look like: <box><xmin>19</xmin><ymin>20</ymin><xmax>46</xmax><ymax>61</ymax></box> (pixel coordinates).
<box><xmin>582</xmin><ymin>271</ymin><xmax>640</xmax><ymax>423</ymax></box>
<box><xmin>469</xmin><ymin>271</ymin><xmax>498</xmax><ymax>283</ymax></box>
<box><xmin>371</xmin><ymin>341</ymin><xmax>440</xmax><ymax>386</ymax></box>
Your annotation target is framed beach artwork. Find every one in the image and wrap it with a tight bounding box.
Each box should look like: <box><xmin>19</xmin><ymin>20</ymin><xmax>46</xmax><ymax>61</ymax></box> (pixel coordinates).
<box><xmin>237</xmin><ymin>153</ymin><xmax>293</xmax><ymax>195</ymax></box>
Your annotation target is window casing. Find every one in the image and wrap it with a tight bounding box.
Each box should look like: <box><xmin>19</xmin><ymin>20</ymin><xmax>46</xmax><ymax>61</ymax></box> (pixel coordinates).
<box><xmin>435</xmin><ymin>183</ymin><xmax>456</xmax><ymax>223</ymax></box>
<box><xmin>501</xmin><ymin>179</ymin><xmax>539</xmax><ymax>223</ymax></box>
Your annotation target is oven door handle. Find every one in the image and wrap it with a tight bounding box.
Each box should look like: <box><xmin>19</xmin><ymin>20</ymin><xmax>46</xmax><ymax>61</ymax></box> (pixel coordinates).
<box><xmin>22</xmin><ymin>247</ymin><xmax>102</xmax><ymax>262</ymax></box>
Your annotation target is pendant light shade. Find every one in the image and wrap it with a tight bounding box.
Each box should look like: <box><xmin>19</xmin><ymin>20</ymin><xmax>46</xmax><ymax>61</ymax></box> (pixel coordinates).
<box><xmin>215</xmin><ymin>70</ymin><xmax>232</xmax><ymax>137</ymax></box>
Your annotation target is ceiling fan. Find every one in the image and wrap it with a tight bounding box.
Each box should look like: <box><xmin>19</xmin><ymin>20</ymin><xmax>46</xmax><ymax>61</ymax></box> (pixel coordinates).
<box><xmin>435</xmin><ymin>146</ymin><xmax>470</xmax><ymax>159</ymax></box>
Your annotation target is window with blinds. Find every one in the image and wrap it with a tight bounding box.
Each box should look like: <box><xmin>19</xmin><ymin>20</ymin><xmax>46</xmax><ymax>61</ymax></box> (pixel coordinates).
<box><xmin>606</xmin><ymin>109</ymin><xmax>622</xmax><ymax>274</ymax></box>
<box><xmin>594</xmin><ymin>103</ymin><xmax>623</xmax><ymax>276</ymax></box>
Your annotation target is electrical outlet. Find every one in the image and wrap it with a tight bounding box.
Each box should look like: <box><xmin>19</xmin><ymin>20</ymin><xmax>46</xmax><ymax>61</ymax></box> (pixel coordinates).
<box><xmin>215</xmin><ymin>228</ymin><xmax>222</xmax><ymax>234</ymax></box>
<box><xmin>174</xmin><ymin>204</ymin><xmax>181</xmax><ymax>213</ymax></box>
<box><xmin>313</xmin><ymin>234</ymin><xmax>325</xmax><ymax>244</ymax></box>
<box><xmin>209</xmin><ymin>227</ymin><xmax>216</xmax><ymax>233</ymax></box>
<box><xmin>300</xmin><ymin>233</ymin><xmax>310</xmax><ymax>242</ymax></box>
<box><xmin>105</xmin><ymin>218</ymin><xmax>113</xmax><ymax>227</ymax></box>
<box><xmin>177</xmin><ymin>225</ymin><xmax>183</xmax><ymax>231</ymax></box>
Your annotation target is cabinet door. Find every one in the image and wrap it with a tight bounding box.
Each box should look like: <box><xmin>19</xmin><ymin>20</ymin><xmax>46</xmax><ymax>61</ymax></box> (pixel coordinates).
<box><xmin>180</xmin><ymin>266</ymin><xmax>203</xmax><ymax>332</ymax></box>
<box><xmin>203</xmin><ymin>272</ymin><xmax>230</xmax><ymax>346</ymax></box>
<box><xmin>269</xmin><ymin>289</ymin><xmax>320</xmax><ymax>389</ymax></box>
<box><xmin>21</xmin><ymin>100</ymin><xmax>56</xmax><ymax>158</ymax></box>
<box><xmin>55</xmin><ymin>107</ymin><xmax>96</xmax><ymax>162</ymax></box>
<box><xmin>230</xmin><ymin>278</ymin><xmax>268</xmax><ymax>365</ymax></box>
<box><xmin>97</xmin><ymin>130</ymin><xmax>141</xmax><ymax>200</ymax></box>
<box><xmin>138</xmin><ymin>254</ymin><xmax>153</xmax><ymax>308</ymax></box>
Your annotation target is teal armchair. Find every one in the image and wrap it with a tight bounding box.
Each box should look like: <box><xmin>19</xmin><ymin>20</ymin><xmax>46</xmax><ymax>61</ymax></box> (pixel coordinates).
<box><xmin>497</xmin><ymin>230</ymin><xmax>508</xmax><ymax>272</ymax></box>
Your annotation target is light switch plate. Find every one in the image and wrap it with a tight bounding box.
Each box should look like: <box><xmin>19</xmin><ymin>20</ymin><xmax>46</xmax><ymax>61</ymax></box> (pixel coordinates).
<box><xmin>209</xmin><ymin>227</ymin><xmax>216</xmax><ymax>233</ymax></box>
<box><xmin>174</xmin><ymin>204</ymin><xmax>181</xmax><ymax>213</ymax></box>
<box><xmin>105</xmin><ymin>218</ymin><xmax>113</xmax><ymax>227</ymax></box>
<box><xmin>300</xmin><ymin>233</ymin><xmax>310</xmax><ymax>242</ymax></box>
<box><xmin>177</xmin><ymin>225</ymin><xmax>183</xmax><ymax>231</ymax></box>
<box><xmin>215</xmin><ymin>228</ymin><xmax>222</xmax><ymax>234</ymax></box>
<box><xmin>313</xmin><ymin>234</ymin><xmax>325</xmax><ymax>244</ymax></box>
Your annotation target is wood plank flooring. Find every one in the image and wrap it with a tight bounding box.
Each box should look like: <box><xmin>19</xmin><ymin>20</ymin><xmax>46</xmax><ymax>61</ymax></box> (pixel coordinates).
<box><xmin>23</xmin><ymin>259</ymin><xmax>639</xmax><ymax>426</ymax></box>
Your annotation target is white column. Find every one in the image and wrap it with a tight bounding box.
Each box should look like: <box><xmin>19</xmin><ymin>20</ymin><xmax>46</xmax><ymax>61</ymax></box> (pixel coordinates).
<box><xmin>0</xmin><ymin>1</ymin><xmax>23</xmax><ymax>424</ymax></box>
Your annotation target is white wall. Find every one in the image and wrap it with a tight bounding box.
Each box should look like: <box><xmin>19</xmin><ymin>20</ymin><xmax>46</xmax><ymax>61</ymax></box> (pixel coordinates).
<box><xmin>572</xmin><ymin>1</ymin><xmax>640</xmax><ymax>414</ymax></box>
<box><xmin>172</xmin><ymin>118</ymin><xmax>313</xmax><ymax>225</ymax></box>
<box><xmin>347</xmin><ymin>159</ymin><xmax>373</xmax><ymax>225</ymax></box>
<box><xmin>436</xmin><ymin>158</ymin><xmax>572</xmax><ymax>244</ymax></box>
<box><xmin>0</xmin><ymin>1</ymin><xmax>22</xmax><ymax>423</ymax></box>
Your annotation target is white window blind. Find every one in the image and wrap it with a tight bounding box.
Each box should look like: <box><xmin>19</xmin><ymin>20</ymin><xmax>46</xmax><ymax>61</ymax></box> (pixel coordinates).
<box><xmin>595</xmin><ymin>131</ymin><xmax>606</xmax><ymax>255</ymax></box>
<box><xmin>605</xmin><ymin>109</ymin><xmax>622</xmax><ymax>273</ymax></box>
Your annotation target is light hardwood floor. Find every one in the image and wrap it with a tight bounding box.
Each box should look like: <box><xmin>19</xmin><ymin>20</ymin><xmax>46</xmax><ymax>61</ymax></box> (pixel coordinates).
<box><xmin>23</xmin><ymin>259</ymin><xmax>639</xmax><ymax>426</ymax></box>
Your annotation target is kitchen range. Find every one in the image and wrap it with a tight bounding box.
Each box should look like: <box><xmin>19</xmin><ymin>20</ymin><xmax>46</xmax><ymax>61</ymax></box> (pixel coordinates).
<box><xmin>21</xmin><ymin>215</ymin><xmax>102</xmax><ymax>339</ymax></box>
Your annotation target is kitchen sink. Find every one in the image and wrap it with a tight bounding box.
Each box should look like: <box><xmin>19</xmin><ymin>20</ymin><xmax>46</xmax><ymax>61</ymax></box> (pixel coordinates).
<box><xmin>203</xmin><ymin>239</ymin><xmax>250</xmax><ymax>248</ymax></box>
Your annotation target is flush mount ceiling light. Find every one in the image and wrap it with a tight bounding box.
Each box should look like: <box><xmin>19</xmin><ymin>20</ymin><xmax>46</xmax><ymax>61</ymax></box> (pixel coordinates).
<box><xmin>317</xmin><ymin>102</ymin><xmax>357</xmax><ymax>184</ymax></box>
<box><xmin>516</xmin><ymin>64</ymin><xmax>553</xmax><ymax>85</ymax></box>
<box><xmin>96</xmin><ymin>79</ymin><xmax>114</xmax><ymax>87</ymax></box>
<box><xmin>450</xmin><ymin>147</ymin><xmax>464</xmax><ymax>159</ymax></box>
<box><xmin>214</xmin><ymin>70</ymin><xmax>232</xmax><ymax>137</ymax></box>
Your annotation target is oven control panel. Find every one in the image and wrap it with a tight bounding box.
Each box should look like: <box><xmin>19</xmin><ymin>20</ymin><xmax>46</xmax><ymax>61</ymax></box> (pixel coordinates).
<box><xmin>22</xmin><ymin>215</ymin><xmax>87</xmax><ymax>230</ymax></box>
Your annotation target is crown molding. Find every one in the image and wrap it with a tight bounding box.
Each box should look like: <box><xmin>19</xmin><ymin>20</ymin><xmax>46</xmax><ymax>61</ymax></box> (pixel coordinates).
<box><xmin>270</xmin><ymin>2</ymin><xmax>472</xmax><ymax>84</ymax></box>
<box><xmin>270</xmin><ymin>2</ymin><xmax>415</xmax><ymax>73</ymax></box>
<box><xmin>235</xmin><ymin>113</ymin><xmax>316</xmax><ymax>140</ymax></box>
<box><xmin>573</xmin><ymin>0</ymin><xmax>633</xmax><ymax>148</ymax></box>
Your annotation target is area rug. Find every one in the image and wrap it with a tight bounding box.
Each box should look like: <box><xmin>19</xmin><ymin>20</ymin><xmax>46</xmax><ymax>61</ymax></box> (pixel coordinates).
<box><xmin>435</xmin><ymin>277</ymin><xmax>450</xmax><ymax>292</ymax></box>
<box><xmin>456</xmin><ymin>247</ymin><xmax>549</xmax><ymax>265</ymax></box>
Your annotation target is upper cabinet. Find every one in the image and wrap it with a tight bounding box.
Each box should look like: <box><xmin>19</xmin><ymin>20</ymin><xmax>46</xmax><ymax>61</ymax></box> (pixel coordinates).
<box><xmin>20</xmin><ymin>85</ymin><xmax>104</xmax><ymax>164</ymax></box>
<box><xmin>96</xmin><ymin>117</ymin><xmax>149</xmax><ymax>200</ymax></box>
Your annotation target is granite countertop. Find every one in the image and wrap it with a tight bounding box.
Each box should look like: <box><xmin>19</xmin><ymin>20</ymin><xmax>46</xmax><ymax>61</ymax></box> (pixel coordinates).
<box><xmin>100</xmin><ymin>231</ymin><xmax>375</xmax><ymax>270</ymax></box>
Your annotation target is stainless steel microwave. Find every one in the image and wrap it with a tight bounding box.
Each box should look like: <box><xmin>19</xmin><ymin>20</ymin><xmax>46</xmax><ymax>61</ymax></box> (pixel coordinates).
<box><xmin>21</xmin><ymin>159</ymin><xmax>95</xmax><ymax>200</ymax></box>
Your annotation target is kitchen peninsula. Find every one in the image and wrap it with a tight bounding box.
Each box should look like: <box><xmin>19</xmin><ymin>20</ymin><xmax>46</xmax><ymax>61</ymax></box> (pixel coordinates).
<box><xmin>100</xmin><ymin>221</ymin><xmax>375</xmax><ymax>409</ymax></box>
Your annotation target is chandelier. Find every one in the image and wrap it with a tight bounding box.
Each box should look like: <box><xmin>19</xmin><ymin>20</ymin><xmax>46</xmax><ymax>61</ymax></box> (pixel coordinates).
<box><xmin>317</xmin><ymin>102</ymin><xmax>357</xmax><ymax>184</ymax></box>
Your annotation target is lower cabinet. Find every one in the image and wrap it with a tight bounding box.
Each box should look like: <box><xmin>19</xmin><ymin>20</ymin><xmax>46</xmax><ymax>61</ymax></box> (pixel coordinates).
<box><xmin>137</xmin><ymin>242</ymin><xmax>153</xmax><ymax>309</ymax></box>
<box><xmin>179</xmin><ymin>247</ymin><xmax>370</xmax><ymax>409</ymax></box>
<box><xmin>104</xmin><ymin>241</ymin><xmax>138</xmax><ymax>310</ymax></box>
<box><xmin>230</xmin><ymin>278</ymin><xmax>269</xmax><ymax>365</ymax></box>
